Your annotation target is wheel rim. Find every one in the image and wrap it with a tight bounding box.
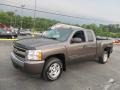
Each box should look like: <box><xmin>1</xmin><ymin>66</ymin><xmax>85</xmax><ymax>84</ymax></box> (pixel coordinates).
<box><xmin>103</xmin><ymin>53</ymin><xmax>108</xmax><ymax>62</ymax></box>
<box><xmin>47</xmin><ymin>63</ymin><xmax>61</xmax><ymax>79</ymax></box>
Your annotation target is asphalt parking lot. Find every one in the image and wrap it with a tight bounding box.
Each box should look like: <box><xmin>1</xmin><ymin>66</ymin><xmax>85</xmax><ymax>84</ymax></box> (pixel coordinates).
<box><xmin>0</xmin><ymin>39</ymin><xmax>120</xmax><ymax>90</ymax></box>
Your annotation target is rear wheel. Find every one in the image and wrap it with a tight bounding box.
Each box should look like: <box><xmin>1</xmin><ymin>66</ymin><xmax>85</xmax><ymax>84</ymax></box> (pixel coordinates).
<box><xmin>99</xmin><ymin>51</ymin><xmax>109</xmax><ymax>64</ymax></box>
<box><xmin>42</xmin><ymin>57</ymin><xmax>63</xmax><ymax>81</ymax></box>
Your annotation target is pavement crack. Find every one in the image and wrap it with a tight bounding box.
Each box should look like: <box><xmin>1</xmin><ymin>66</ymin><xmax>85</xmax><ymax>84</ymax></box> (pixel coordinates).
<box><xmin>103</xmin><ymin>78</ymin><xmax>120</xmax><ymax>90</ymax></box>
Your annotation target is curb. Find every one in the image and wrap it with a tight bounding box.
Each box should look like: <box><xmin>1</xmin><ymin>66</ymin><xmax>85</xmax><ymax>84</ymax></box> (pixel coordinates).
<box><xmin>0</xmin><ymin>38</ymin><xmax>18</xmax><ymax>41</ymax></box>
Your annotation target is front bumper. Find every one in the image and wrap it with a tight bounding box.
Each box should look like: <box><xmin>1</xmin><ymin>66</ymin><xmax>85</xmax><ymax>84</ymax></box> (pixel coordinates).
<box><xmin>11</xmin><ymin>52</ymin><xmax>45</xmax><ymax>74</ymax></box>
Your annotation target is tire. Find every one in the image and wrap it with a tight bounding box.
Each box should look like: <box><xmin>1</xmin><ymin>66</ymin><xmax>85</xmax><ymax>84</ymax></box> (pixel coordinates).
<box><xmin>42</xmin><ymin>57</ymin><xmax>63</xmax><ymax>81</ymax></box>
<box><xmin>99</xmin><ymin>51</ymin><xmax>109</xmax><ymax>64</ymax></box>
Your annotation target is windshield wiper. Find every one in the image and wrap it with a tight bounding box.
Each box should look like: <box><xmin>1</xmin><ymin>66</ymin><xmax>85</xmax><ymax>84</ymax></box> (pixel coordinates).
<box><xmin>42</xmin><ymin>36</ymin><xmax>57</xmax><ymax>40</ymax></box>
<box><xmin>47</xmin><ymin>37</ymin><xmax>57</xmax><ymax>40</ymax></box>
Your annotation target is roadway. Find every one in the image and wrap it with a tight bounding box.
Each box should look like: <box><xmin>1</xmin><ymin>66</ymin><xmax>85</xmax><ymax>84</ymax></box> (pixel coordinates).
<box><xmin>0</xmin><ymin>38</ymin><xmax>120</xmax><ymax>90</ymax></box>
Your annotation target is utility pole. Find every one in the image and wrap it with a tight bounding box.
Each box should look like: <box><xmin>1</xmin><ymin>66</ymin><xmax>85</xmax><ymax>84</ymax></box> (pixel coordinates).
<box><xmin>32</xmin><ymin>0</ymin><xmax>36</xmax><ymax>37</ymax></box>
<box><xmin>33</xmin><ymin>0</ymin><xmax>36</xmax><ymax>29</ymax></box>
<box><xmin>10</xmin><ymin>15</ymin><xmax>13</xmax><ymax>26</ymax></box>
<box><xmin>14</xmin><ymin>9</ymin><xmax>17</xmax><ymax>28</ymax></box>
<box><xmin>20</xmin><ymin>4</ymin><xmax>25</xmax><ymax>30</ymax></box>
<box><xmin>9</xmin><ymin>11</ymin><xmax>14</xmax><ymax>26</ymax></box>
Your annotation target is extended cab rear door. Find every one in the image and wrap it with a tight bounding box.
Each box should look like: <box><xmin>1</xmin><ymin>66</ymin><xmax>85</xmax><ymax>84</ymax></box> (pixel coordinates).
<box><xmin>85</xmin><ymin>30</ymin><xmax>97</xmax><ymax>58</ymax></box>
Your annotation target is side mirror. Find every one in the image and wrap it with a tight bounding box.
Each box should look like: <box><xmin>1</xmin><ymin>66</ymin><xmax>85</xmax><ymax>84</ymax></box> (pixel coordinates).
<box><xmin>71</xmin><ymin>38</ymin><xmax>82</xmax><ymax>43</ymax></box>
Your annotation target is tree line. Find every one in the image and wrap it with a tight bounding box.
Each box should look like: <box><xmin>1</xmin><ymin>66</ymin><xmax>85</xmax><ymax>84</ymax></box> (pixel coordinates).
<box><xmin>80</xmin><ymin>24</ymin><xmax>120</xmax><ymax>38</ymax></box>
<box><xmin>0</xmin><ymin>11</ymin><xmax>120</xmax><ymax>38</ymax></box>
<box><xmin>0</xmin><ymin>11</ymin><xmax>59</xmax><ymax>31</ymax></box>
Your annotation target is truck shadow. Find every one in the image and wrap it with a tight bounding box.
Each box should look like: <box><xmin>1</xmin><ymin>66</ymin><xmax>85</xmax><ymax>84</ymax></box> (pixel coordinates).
<box><xmin>23</xmin><ymin>58</ymin><xmax>98</xmax><ymax>79</ymax></box>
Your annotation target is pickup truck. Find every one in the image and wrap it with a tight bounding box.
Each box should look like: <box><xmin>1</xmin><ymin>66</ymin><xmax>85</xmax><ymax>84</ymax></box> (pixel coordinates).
<box><xmin>11</xmin><ymin>24</ymin><xmax>113</xmax><ymax>81</ymax></box>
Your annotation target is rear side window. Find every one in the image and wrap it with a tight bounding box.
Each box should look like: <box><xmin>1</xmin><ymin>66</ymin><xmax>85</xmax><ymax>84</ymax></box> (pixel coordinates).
<box><xmin>86</xmin><ymin>31</ymin><xmax>94</xmax><ymax>42</ymax></box>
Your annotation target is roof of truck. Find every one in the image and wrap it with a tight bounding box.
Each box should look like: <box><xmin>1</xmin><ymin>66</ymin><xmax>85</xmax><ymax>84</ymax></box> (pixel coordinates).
<box><xmin>50</xmin><ymin>23</ymin><xmax>87</xmax><ymax>31</ymax></box>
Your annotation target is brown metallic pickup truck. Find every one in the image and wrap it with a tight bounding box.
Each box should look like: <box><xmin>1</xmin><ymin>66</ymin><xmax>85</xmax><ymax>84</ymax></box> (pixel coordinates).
<box><xmin>11</xmin><ymin>24</ymin><xmax>113</xmax><ymax>81</ymax></box>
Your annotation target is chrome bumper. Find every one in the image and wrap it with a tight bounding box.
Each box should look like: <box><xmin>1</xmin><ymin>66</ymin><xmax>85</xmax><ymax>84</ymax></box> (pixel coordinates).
<box><xmin>11</xmin><ymin>52</ymin><xmax>45</xmax><ymax>74</ymax></box>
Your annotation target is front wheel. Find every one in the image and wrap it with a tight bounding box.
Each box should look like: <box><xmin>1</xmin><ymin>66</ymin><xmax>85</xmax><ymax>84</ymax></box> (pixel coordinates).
<box><xmin>99</xmin><ymin>51</ymin><xmax>109</xmax><ymax>64</ymax></box>
<box><xmin>42</xmin><ymin>58</ymin><xmax>63</xmax><ymax>81</ymax></box>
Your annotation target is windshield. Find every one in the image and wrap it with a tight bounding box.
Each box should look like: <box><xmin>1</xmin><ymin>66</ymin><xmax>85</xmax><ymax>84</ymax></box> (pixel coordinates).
<box><xmin>42</xmin><ymin>29</ymin><xmax>73</xmax><ymax>41</ymax></box>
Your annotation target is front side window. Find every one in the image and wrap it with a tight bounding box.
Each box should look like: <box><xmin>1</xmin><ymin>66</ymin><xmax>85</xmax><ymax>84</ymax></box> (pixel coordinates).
<box><xmin>72</xmin><ymin>31</ymin><xmax>86</xmax><ymax>42</ymax></box>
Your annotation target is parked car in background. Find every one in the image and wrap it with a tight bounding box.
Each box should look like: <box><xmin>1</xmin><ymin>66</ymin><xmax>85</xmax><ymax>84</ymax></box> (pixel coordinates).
<box><xmin>118</xmin><ymin>39</ymin><xmax>120</xmax><ymax>43</ymax></box>
<box><xmin>19</xmin><ymin>30</ymin><xmax>31</xmax><ymax>36</ymax></box>
<box><xmin>0</xmin><ymin>28</ymin><xmax>17</xmax><ymax>38</ymax></box>
<box><xmin>112</xmin><ymin>38</ymin><xmax>120</xmax><ymax>44</ymax></box>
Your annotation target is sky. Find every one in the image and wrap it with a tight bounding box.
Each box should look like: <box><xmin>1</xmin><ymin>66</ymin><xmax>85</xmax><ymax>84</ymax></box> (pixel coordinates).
<box><xmin>0</xmin><ymin>0</ymin><xmax>120</xmax><ymax>24</ymax></box>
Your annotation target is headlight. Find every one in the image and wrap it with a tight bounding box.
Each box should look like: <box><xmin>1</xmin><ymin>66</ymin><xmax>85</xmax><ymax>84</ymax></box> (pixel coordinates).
<box><xmin>26</xmin><ymin>50</ymin><xmax>42</xmax><ymax>61</ymax></box>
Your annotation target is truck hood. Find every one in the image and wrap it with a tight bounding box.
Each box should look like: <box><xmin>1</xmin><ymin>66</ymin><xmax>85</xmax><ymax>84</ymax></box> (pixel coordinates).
<box><xmin>15</xmin><ymin>37</ymin><xmax>60</xmax><ymax>49</ymax></box>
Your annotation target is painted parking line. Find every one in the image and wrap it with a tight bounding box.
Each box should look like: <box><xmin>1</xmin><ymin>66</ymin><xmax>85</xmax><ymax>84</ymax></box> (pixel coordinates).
<box><xmin>0</xmin><ymin>38</ymin><xmax>18</xmax><ymax>41</ymax></box>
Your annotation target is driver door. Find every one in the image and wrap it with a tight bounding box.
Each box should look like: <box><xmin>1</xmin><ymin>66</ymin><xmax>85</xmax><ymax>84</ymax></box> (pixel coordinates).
<box><xmin>67</xmin><ymin>30</ymin><xmax>88</xmax><ymax>60</ymax></box>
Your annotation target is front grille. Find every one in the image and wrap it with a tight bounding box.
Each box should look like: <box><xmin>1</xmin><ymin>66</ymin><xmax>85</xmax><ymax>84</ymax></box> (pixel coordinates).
<box><xmin>13</xmin><ymin>43</ymin><xmax>26</xmax><ymax>61</ymax></box>
<box><xmin>14</xmin><ymin>52</ymin><xmax>25</xmax><ymax>58</ymax></box>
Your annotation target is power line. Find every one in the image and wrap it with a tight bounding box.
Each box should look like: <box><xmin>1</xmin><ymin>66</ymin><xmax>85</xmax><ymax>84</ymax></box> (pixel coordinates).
<box><xmin>0</xmin><ymin>3</ymin><xmax>97</xmax><ymax>21</ymax></box>
<box><xmin>1</xmin><ymin>0</ymin><xmax>21</xmax><ymax>5</ymax></box>
<box><xmin>2</xmin><ymin>0</ymin><xmax>64</xmax><ymax>14</ymax></box>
